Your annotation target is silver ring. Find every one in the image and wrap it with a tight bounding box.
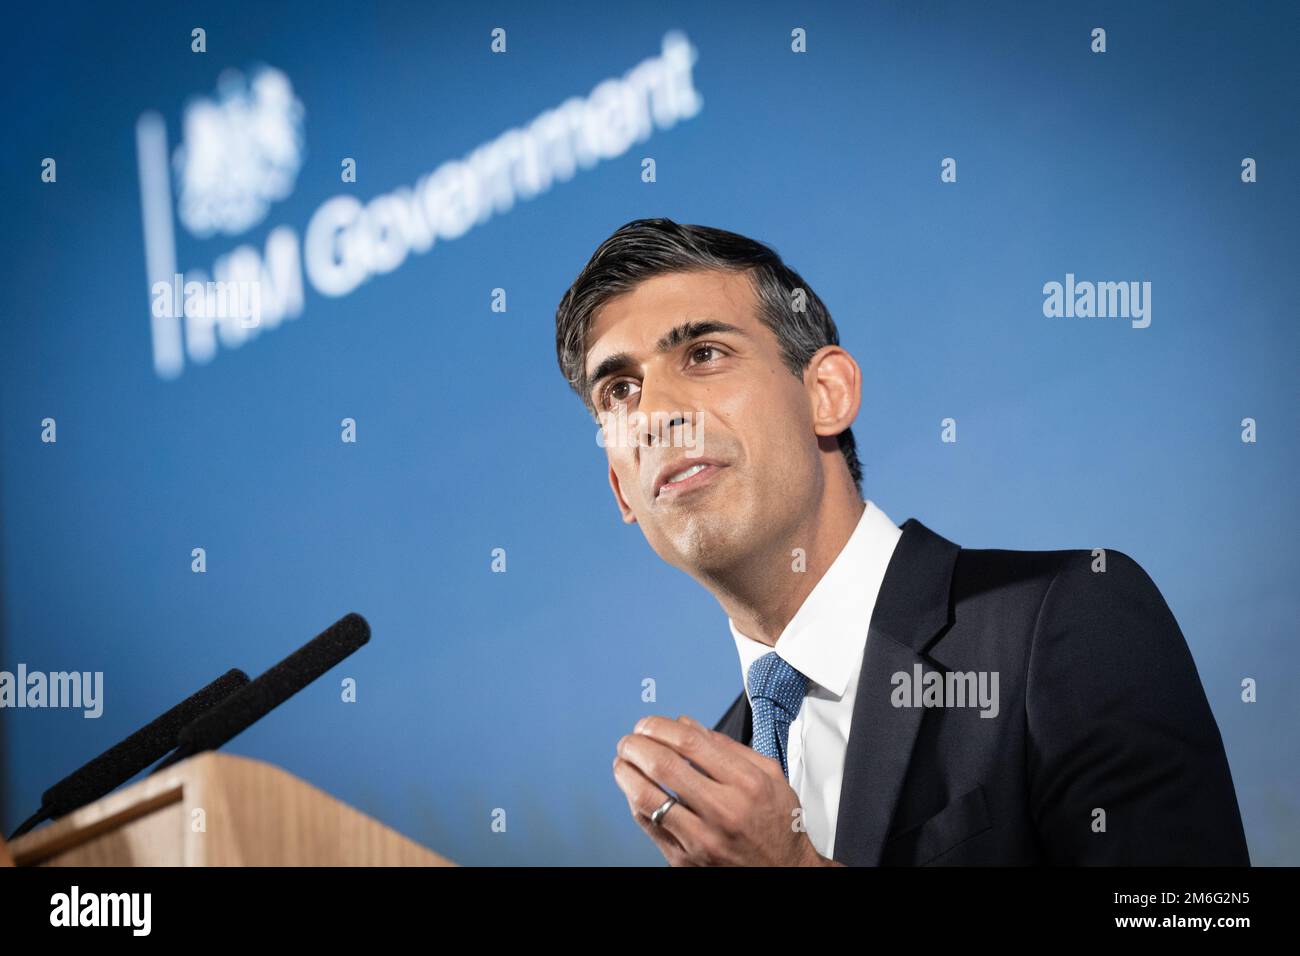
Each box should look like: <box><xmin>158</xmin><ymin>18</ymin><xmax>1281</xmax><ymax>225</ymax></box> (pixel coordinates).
<box><xmin>650</xmin><ymin>795</ymin><xmax>678</xmax><ymax>826</ymax></box>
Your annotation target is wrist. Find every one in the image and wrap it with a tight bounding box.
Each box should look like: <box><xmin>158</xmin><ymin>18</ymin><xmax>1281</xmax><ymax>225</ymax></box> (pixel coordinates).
<box><xmin>800</xmin><ymin>841</ymin><xmax>837</xmax><ymax>866</ymax></box>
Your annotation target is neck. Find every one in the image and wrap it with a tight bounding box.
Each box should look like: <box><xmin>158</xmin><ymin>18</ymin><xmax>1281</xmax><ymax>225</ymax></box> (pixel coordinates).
<box><xmin>700</xmin><ymin>492</ymin><xmax>866</xmax><ymax>647</ymax></box>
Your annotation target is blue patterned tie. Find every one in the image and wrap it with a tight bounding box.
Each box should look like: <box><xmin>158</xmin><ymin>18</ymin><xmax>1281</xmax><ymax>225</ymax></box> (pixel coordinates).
<box><xmin>747</xmin><ymin>651</ymin><xmax>808</xmax><ymax>779</ymax></box>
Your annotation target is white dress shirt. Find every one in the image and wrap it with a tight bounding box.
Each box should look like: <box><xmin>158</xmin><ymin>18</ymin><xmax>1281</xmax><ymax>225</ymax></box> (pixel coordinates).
<box><xmin>728</xmin><ymin>499</ymin><xmax>903</xmax><ymax>860</ymax></box>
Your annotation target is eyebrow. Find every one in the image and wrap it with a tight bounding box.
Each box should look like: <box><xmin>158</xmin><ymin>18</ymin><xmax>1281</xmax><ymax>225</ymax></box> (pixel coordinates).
<box><xmin>585</xmin><ymin>320</ymin><xmax>746</xmax><ymax>396</ymax></box>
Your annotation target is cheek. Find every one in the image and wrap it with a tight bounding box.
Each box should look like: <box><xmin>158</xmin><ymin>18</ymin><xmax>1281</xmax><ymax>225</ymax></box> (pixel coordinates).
<box><xmin>607</xmin><ymin>448</ymin><xmax>644</xmax><ymax>504</ymax></box>
<box><xmin>713</xmin><ymin>378</ymin><xmax>809</xmax><ymax>465</ymax></box>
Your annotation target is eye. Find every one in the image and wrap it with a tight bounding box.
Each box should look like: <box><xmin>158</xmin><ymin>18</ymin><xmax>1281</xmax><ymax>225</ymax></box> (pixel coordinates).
<box><xmin>600</xmin><ymin>378</ymin><xmax>641</xmax><ymax>410</ymax></box>
<box><xmin>688</xmin><ymin>343</ymin><xmax>723</xmax><ymax>364</ymax></box>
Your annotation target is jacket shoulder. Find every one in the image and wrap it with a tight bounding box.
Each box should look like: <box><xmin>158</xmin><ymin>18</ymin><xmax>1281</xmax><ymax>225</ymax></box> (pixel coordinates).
<box><xmin>950</xmin><ymin>542</ymin><xmax>1155</xmax><ymax>604</ymax></box>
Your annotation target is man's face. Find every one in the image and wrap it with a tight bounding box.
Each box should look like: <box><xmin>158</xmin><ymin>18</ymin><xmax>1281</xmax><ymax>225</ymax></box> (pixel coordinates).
<box><xmin>583</xmin><ymin>269</ymin><xmax>825</xmax><ymax>576</ymax></box>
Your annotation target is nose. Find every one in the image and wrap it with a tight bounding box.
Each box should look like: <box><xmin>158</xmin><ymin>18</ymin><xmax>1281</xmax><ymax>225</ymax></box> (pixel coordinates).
<box><xmin>634</xmin><ymin>373</ymin><xmax>692</xmax><ymax>449</ymax></box>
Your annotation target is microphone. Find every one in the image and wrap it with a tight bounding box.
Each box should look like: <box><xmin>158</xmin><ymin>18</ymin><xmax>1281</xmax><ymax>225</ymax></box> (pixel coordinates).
<box><xmin>6</xmin><ymin>668</ymin><xmax>250</xmax><ymax>840</ymax></box>
<box><xmin>151</xmin><ymin>612</ymin><xmax>370</xmax><ymax>773</ymax></box>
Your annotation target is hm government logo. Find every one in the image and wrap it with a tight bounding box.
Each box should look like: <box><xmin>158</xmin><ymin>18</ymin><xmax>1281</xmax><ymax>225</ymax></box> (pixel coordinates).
<box><xmin>135</xmin><ymin>32</ymin><xmax>703</xmax><ymax>380</ymax></box>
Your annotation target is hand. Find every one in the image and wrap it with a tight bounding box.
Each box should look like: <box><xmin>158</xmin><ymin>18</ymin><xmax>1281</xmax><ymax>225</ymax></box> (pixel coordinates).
<box><xmin>612</xmin><ymin>714</ymin><xmax>842</xmax><ymax>866</ymax></box>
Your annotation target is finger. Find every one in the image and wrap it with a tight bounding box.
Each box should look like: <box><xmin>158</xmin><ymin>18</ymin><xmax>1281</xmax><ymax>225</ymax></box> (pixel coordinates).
<box><xmin>633</xmin><ymin>715</ymin><xmax>775</xmax><ymax>792</ymax></box>
<box><xmin>612</xmin><ymin>753</ymin><xmax>711</xmax><ymax>856</ymax></box>
<box><xmin>680</xmin><ymin>715</ymin><xmax>785</xmax><ymax>777</ymax></box>
<box><xmin>617</xmin><ymin>726</ymin><xmax>732</xmax><ymax>827</ymax></box>
<box><xmin>702</xmin><ymin>728</ymin><xmax>780</xmax><ymax>780</ymax></box>
<box><xmin>632</xmin><ymin>809</ymin><xmax>691</xmax><ymax>865</ymax></box>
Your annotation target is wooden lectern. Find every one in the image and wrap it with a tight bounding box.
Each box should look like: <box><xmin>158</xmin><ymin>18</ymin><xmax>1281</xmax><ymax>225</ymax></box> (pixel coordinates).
<box><xmin>7</xmin><ymin>752</ymin><xmax>455</xmax><ymax>866</ymax></box>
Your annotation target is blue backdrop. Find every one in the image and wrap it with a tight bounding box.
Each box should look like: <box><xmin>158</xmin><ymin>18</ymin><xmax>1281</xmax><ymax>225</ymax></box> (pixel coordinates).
<box><xmin>2</xmin><ymin>0</ymin><xmax>1296</xmax><ymax>864</ymax></box>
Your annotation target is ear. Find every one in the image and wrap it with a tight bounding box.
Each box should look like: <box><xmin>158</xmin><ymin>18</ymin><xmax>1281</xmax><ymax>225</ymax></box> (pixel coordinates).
<box><xmin>608</xmin><ymin>462</ymin><xmax>638</xmax><ymax>525</ymax></box>
<box><xmin>805</xmin><ymin>346</ymin><xmax>861</xmax><ymax>438</ymax></box>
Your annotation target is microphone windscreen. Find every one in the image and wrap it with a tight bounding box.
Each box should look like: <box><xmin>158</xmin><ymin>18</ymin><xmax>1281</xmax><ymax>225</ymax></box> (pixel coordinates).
<box><xmin>176</xmin><ymin>612</ymin><xmax>370</xmax><ymax>754</ymax></box>
<box><xmin>42</xmin><ymin>668</ymin><xmax>250</xmax><ymax>816</ymax></box>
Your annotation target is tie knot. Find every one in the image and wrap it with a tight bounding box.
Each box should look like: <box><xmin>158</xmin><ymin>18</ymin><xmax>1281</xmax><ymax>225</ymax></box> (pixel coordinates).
<box><xmin>746</xmin><ymin>651</ymin><xmax>807</xmax><ymax>717</ymax></box>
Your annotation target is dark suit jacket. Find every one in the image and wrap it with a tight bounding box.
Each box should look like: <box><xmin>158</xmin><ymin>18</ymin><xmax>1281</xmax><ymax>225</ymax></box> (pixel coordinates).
<box><xmin>713</xmin><ymin>518</ymin><xmax>1250</xmax><ymax>866</ymax></box>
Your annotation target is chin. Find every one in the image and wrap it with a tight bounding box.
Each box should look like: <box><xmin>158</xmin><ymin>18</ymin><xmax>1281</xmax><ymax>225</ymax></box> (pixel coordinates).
<box><xmin>654</xmin><ymin>512</ymin><xmax>756</xmax><ymax>576</ymax></box>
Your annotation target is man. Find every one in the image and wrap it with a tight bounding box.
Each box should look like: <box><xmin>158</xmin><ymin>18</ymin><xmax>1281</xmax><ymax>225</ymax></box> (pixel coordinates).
<box><xmin>554</xmin><ymin>218</ymin><xmax>1249</xmax><ymax>866</ymax></box>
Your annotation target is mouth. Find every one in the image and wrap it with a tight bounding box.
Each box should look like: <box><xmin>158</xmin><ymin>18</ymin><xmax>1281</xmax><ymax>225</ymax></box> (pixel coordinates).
<box><xmin>652</xmin><ymin>459</ymin><xmax>726</xmax><ymax>500</ymax></box>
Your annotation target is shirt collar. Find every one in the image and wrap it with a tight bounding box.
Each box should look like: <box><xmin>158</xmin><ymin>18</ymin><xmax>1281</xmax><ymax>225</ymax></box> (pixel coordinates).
<box><xmin>729</xmin><ymin>499</ymin><xmax>902</xmax><ymax>699</ymax></box>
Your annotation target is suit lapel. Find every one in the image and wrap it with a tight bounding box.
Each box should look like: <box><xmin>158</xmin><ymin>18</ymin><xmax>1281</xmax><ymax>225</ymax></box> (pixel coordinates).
<box><xmin>711</xmin><ymin>517</ymin><xmax>961</xmax><ymax>866</ymax></box>
<box><xmin>832</xmin><ymin>517</ymin><xmax>960</xmax><ymax>864</ymax></box>
<box><xmin>712</xmin><ymin>687</ymin><xmax>752</xmax><ymax>745</ymax></box>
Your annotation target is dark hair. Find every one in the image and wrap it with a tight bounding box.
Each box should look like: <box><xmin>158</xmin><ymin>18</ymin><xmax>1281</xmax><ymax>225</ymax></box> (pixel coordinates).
<box><xmin>554</xmin><ymin>217</ymin><xmax>863</xmax><ymax>492</ymax></box>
